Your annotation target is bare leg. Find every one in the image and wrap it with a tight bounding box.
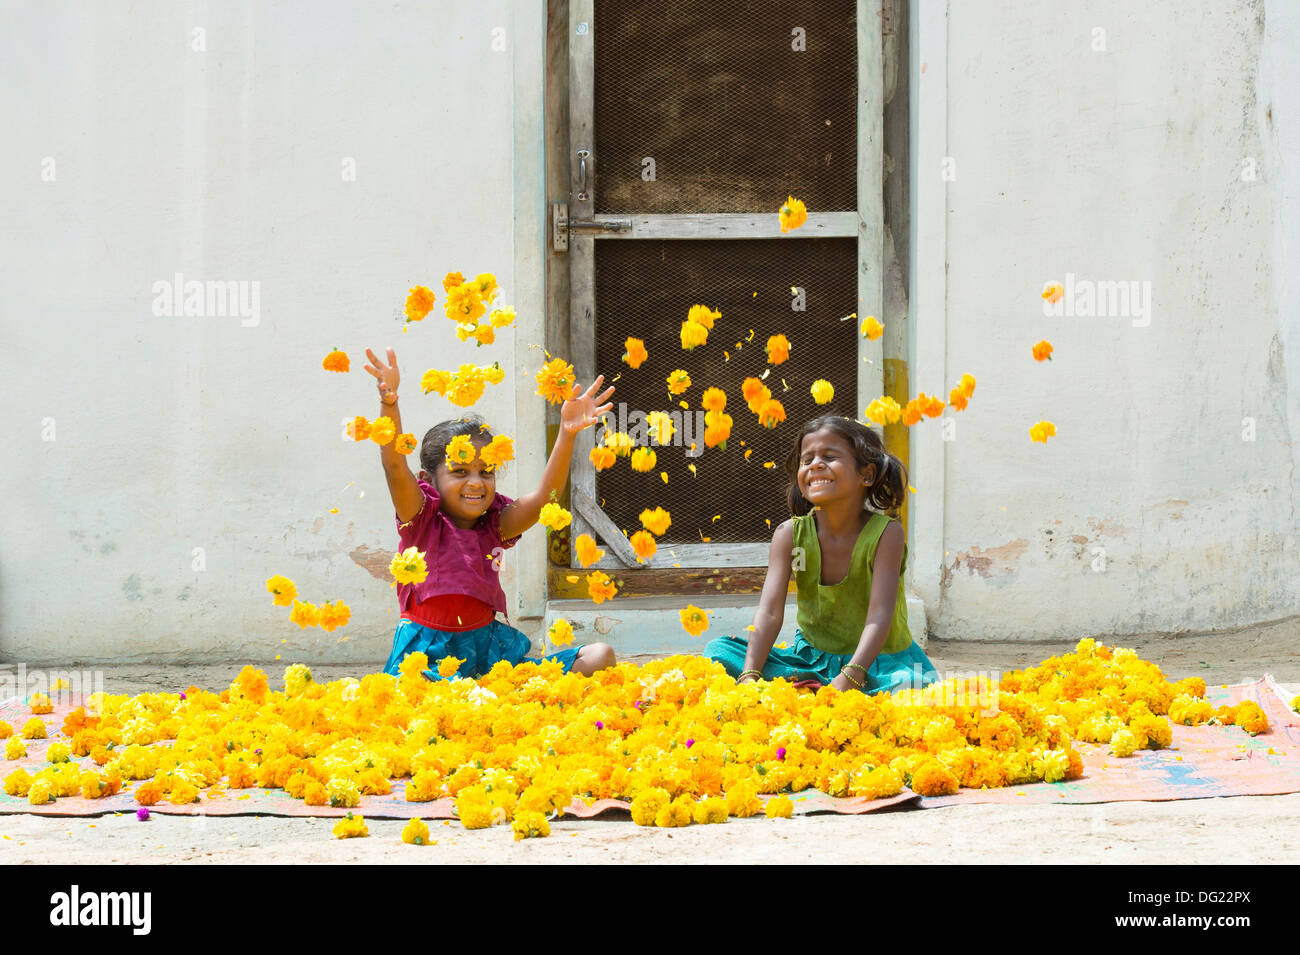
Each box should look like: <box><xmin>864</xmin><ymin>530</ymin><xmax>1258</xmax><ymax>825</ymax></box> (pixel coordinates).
<box><xmin>571</xmin><ymin>642</ymin><xmax>616</xmax><ymax>676</ymax></box>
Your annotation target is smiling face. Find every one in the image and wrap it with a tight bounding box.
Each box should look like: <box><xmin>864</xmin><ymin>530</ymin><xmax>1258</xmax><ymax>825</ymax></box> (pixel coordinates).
<box><xmin>797</xmin><ymin>427</ymin><xmax>874</xmax><ymax>506</ymax></box>
<box><xmin>420</xmin><ymin>441</ymin><xmax>496</xmax><ymax>526</ymax></box>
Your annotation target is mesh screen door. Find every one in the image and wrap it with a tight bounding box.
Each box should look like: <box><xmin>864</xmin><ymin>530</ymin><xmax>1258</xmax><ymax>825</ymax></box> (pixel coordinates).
<box><xmin>565</xmin><ymin>0</ymin><xmax>884</xmax><ymax>571</ymax></box>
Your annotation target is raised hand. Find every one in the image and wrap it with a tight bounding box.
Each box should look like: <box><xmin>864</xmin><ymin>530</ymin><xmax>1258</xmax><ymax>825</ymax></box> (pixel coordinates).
<box><xmin>364</xmin><ymin>347</ymin><xmax>401</xmax><ymax>403</ymax></box>
<box><xmin>560</xmin><ymin>374</ymin><xmax>615</xmax><ymax>435</ymax></box>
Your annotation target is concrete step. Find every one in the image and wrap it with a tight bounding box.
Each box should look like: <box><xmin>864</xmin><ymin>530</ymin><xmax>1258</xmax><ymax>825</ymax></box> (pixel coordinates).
<box><xmin>537</xmin><ymin>592</ymin><xmax>929</xmax><ymax>657</ymax></box>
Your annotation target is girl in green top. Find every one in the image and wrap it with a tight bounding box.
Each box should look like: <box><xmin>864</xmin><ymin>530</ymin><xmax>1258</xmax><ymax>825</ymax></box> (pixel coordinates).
<box><xmin>704</xmin><ymin>415</ymin><xmax>938</xmax><ymax>693</ymax></box>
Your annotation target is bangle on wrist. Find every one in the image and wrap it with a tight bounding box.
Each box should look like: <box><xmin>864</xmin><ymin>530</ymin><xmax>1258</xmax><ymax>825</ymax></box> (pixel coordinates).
<box><xmin>839</xmin><ymin>666</ymin><xmax>864</xmax><ymax>689</ymax></box>
<box><xmin>843</xmin><ymin>662</ymin><xmax>868</xmax><ymax>677</ymax></box>
<box><xmin>739</xmin><ymin>669</ymin><xmax>763</xmax><ymax>681</ymax></box>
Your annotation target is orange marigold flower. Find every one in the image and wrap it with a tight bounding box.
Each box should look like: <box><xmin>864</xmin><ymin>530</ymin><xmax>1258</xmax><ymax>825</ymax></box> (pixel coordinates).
<box><xmin>536</xmin><ymin>357</ymin><xmax>576</xmax><ymax>405</ymax></box>
<box><xmin>1041</xmin><ymin>280</ymin><xmax>1064</xmax><ymax>303</ymax></box>
<box><xmin>443</xmin><ymin>271</ymin><xmax>465</xmax><ymax>293</ymax></box>
<box><xmin>701</xmin><ymin>387</ymin><xmax>727</xmax><ymax>412</ymax></box>
<box><xmin>133</xmin><ymin>780</ymin><xmax>163</xmax><ymax>806</ymax></box>
<box><xmin>639</xmin><ymin>506</ymin><xmax>671</xmax><ymax>536</ymax></box>
<box><xmin>909</xmin><ymin>758</ymin><xmax>959</xmax><ymax>797</ymax></box>
<box><xmin>289</xmin><ymin>599</ymin><xmax>321</xmax><ymax>629</ymax></box>
<box><xmin>901</xmin><ymin>400</ymin><xmax>923</xmax><ymax>426</ymax></box>
<box><xmin>687</xmin><ymin>304</ymin><xmax>720</xmax><ymax>330</ymax></box>
<box><xmin>1032</xmin><ymin>340</ymin><xmax>1054</xmax><ymax>362</ymax></box>
<box><xmin>322</xmin><ymin>349</ymin><xmax>350</xmax><ymax>372</ymax></box>
<box><xmin>370</xmin><ymin>416</ymin><xmax>396</xmax><ymax>446</ymax></box>
<box><xmin>574</xmin><ymin>534</ymin><xmax>605</xmax><ymax>568</ymax></box>
<box><xmin>919</xmin><ymin>392</ymin><xmax>945</xmax><ymax>418</ymax></box>
<box><xmin>586</xmin><ymin>570</ymin><xmax>618</xmax><ymax>604</ymax></box>
<box><xmin>679</xmin><ymin>604</ymin><xmax>709</xmax><ymax>638</ymax></box>
<box><xmin>778</xmin><ymin>195</ymin><xmax>808</xmax><ymax>233</ymax></box>
<box><xmin>704</xmin><ymin>410</ymin><xmax>733</xmax><ymax>448</ymax></box>
<box><xmin>394</xmin><ymin>433</ymin><xmax>417</xmax><ymax>455</ymax></box>
<box><xmin>948</xmin><ymin>387</ymin><xmax>968</xmax><ymax>411</ymax></box>
<box><xmin>757</xmin><ymin>398</ymin><xmax>786</xmax><ymax>428</ymax></box>
<box><xmin>318</xmin><ymin>600</ymin><xmax>351</xmax><ymax>633</ymax></box>
<box><xmin>666</xmin><ymin>369</ymin><xmax>691</xmax><ymax>396</ymax></box>
<box><xmin>623</xmin><ymin>338</ymin><xmax>648</xmax><ymax>369</ymax></box>
<box><xmin>479</xmin><ymin>434</ymin><xmax>515</xmax><ymax>470</ymax></box>
<box><xmin>766</xmin><ymin>334</ymin><xmax>790</xmax><ymax>365</ymax></box>
<box><xmin>590</xmin><ymin>445</ymin><xmax>617</xmax><ymax>470</ymax></box>
<box><xmin>346</xmin><ymin>415</ymin><xmax>372</xmax><ymax>441</ymax></box>
<box><xmin>1029</xmin><ymin>420</ymin><xmax>1057</xmax><ymax>443</ymax></box>
<box><xmin>1233</xmin><ymin>700</ymin><xmax>1269</xmax><ymax>736</ymax></box>
<box><xmin>630</xmin><ymin>530</ymin><xmax>657</xmax><ymax>563</ymax></box>
<box><xmin>404</xmin><ymin>285</ymin><xmax>435</xmax><ymax>323</ymax></box>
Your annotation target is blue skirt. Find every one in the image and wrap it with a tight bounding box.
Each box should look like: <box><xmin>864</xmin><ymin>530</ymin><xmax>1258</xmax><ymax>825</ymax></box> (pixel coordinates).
<box><xmin>383</xmin><ymin>617</ymin><xmax>582</xmax><ymax>681</ymax></box>
<box><xmin>704</xmin><ymin>628</ymin><xmax>938</xmax><ymax>694</ymax></box>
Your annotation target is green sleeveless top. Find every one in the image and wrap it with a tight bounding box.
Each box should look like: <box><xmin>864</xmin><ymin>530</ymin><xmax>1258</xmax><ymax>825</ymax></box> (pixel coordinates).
<box><xmin>791</xmin><ymin>511</ymin><xmax>913</xmax><ymax>656</ymax></box>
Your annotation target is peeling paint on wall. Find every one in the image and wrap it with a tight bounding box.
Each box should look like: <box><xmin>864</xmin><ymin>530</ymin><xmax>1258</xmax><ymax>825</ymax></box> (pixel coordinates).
<box><xmin>941</xmin><ymin>539</ymin><xmax>1029</xmax><ymax>585</ymax></box>
<box><xmin>349</xmin><ymin>545</ymin><xmax>393</xmax><ymax>582</ymax></box>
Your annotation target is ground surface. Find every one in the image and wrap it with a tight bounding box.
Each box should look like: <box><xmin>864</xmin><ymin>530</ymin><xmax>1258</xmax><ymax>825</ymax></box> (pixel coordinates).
<box><xmin>3</xmin><ymin>617</ymin><xmax>1299</xmax><ymax>864</ymax></box>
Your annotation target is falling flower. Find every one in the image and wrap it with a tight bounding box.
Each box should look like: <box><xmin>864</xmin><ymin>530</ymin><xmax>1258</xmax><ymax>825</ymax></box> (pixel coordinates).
<box><xmin>646</xmin><ymin>411</ymin><xmax>676</xmax><ymax>445</ymax></box>
<box><xmin>919</xmin><ymin>392</ymin><xmax>945</xmax><ymax>418</ymax></box>
<box><xmin>370</xmin><ymin>416</ymin><xmax>396</xmax><ymax>446</ymax></box>
<box><xmin>810</xmin><ymin>379</ymin><xmax>834</xmax><ymax>404</ymax></box>
<box><xmin>266</xmin><ymin>576</ymin><xmax>297</xmax><ymax>607</ymax></box>
<box><xmin>701</xmin><ymin>387</ymin><xmax>726</xmax><ymax>413</ymax></box>
<box><xmin>420</xmin><ymin>368</ymin><xmax>451</xmax><ymax>396</ymax></box>
<box><xmin>630</xmin><ymin>530</ymin><xmax>657</xmax><ymax>563</ymax></box>
<box><xmin>630</xmin><ymin>447</ymin><xmax>657</xmax><ymax>472</ymax></box>
<box><xmin>639</xmin><ymin>506</ymin><xmax>672</xmax><ymax>536</ymax></box>
<box><xmin>704</xmin><ymin>410</ymin><xmax>732</xmax><ymax>449</ymax></box>
<box><xmin>394</xmin><ymin>433</ymin><xmax>417</xmax><ymax>455</ymax></box>
<box><xmin>860</xmin><ymin>315</ymin><xmax>884</xmax><ymax>340</ymax></box>
<box><xmin>666</xmin><ymin>369</ymin><xmax>691</xmax><ymax>396</ymax></box>
<box><xmin>536</xmin><ymin>357</ymin><xmax>576</xmax><ymax>405</ymax></box>
<box><xmin>1032</xmin><ymin>340</ymin><xmax>1054</xmax><ymax>362</ymax></box>
<box><xmin>322</xmin><ymin>349</ymin><xmax>350</xmax><ymax>372</ymax></box>
<box><xmin>479</xmin><ymin>434</ymin><xmax>515</xmax><ymax>470</ymax></box>
<box><xmin>901</xmin><ymin>400</ymin><xmax>923</xmax><ymax>427</ymax></box>
<box><xmin>1029</xmin><ymin>420</ymin><xmax>1057</xmax><ymax>443</ymax></box>
<box><xmin>766</xmin><ymin>334</ymin><xmax>790</xmax><ymax>365</ymax></box>
<box><xmin>548</xmin><ymin>618</ymin><xmax>575</xmax><ymax>647</ymax></box>
<box><xmin>390</xmin><ymin>547</ymin><xmax>430</xmax><ymax>585</ymax></box>
<box><xmin>289</xmin><ymin>599</ymin><xmax>322</xmax><ymax>629</ymax></box>
<box><xmin>623</xmin><ymin>338</ymin><xmax>648</xmax><ymax>369</ymax></box>
<box><xmin>864</xmin><ymin>396</ymin><xmax>902</xmax><ymax>426</ymax></box>
<box><xmin>687</xmin><ymin>305</ymin><xmax>720</xmax><ymax>330</ymax></box>
<box><xmin>590</xmin><ymin>445</ymin><xmax>617</xmax><ymax>470</ymax></box>
<box><xmin>333</xmin><ymin>812</ymin><xmax>369</xmax><ymax>839</ymax></box>
<box><xmin>603</xmin><ymin>430</ymin><xmax>633</xmax><ymax>457</ymax></box>
<box><xmin>347</xmin><ymin>416</ymin><xmax>372</xmax><ymax>441</ymax></box>
<box><xmin>586</xmin><ymin>571</ymin><xmax>617</xmax><ymax>604</ymax></box>
<box><xmin>948</xmin><ymin>387</ymin><xmax>969</xmax><ymax>412</ymax></box>
<box><xmin>778</xmin><ymin>195</ymin><xmax>808</xmax><ymax>233</ymax></box>
<box><xmin>574</xmin><ymin>534</ymin><xmax>605</xmax><ymax>567</ymax></box>
<box><xmin>445</xmin><ymin>284</ymin><xmax>486</xmax><ymax>324</ymax></box>
<box><xmin>1041</xmin><ymin>281</ymin><xmax>1064</xmax><ymax>303</ymax></box>
<box><xmin>404</xmin><ymin>286</ymin><xmax>436</xmax><ymax>323</ymax></box>
<box><xmin>489</xmin><ymin>306</ymin><xmax>516</xmax><ymax>329</ymax></box>
<box><xmin>443</xmin><ymin>272</ymin><xmax>465</xmax><ymax>292</ymax></box>
<box><xmin>680</xmin><ymin>320</ymin><xmax>708</xmax><ymax>351</ymax></box>
<box><xmin>539</xmin><ymin>502</ymin><xmax>573</xmax><ymax>531</ymax></box>
<box><xmin>317</xmin><ymin>600</ymin><xmax>351</xmax><ymax>633</ymax></box>
<box><xmin>757</xmin><ymin>398</ymin><xmax>786</xmax><ymax>429</ymax></box>
<box><xmin>679</xmin><ymin>605</ymin><xmax>708</xmax><ymax>638</ymax></box>
<box><xmin>438</xmin><ymin>656</ymin><xmax>465</xmax><ymax>679</ymax></box>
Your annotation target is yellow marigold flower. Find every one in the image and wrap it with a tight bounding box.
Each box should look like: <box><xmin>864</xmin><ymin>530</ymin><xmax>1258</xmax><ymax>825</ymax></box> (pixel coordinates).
<box><xmin>29</xmin><ymin>692</ymin><xmax>53</xmax><ymax>715</ymax></box>
<box><xmin>666</xmin><ymin>369</ymin><xmax>691</xmax><ymax>396</ymax></box>
<box><xmin>656</xmin><ymin>795</ymin><xmax>695</xmax><ymax>828</ymax></box>
<box><xmin>766</xmin><ymin>334</ymin><xmax>790</xmax><ymax>364</ymax></box>
<box><xmin>624</xmin><ymin>527</ymin><xmax>655</xmax><ymax>563</ymax></box>
<box><xmin>909</xmin><ymin>758</ymin><xmax>959</xmax><ymax>796</ymax></box>
<box><xmin>586</xmin><ymin>571</ymin><xmax>617</xmax><ymax>604</ymax></box>
<box><xmin>445</xmin><ymin>434</ymin><xmax>477</xmax><ymax>467</ymax></box>
<box><xmin>289</xmin><ymin>599</ymin><xmax>322</xmax><ymax>629</ymax></box>
<box><xmin>864</xmin><ymin>396</ymin><xmax>902</xmax><ymax>426</ymax></box>
<box><xmin>757</xmin><ymin>398</ymin><xmax>786</xmax><ymax>428</ymax></box>
<box><xmin>687</xmin><ymin>304</ymin><xmax>720</xmax><ymax>330</ymax></box>
<box><xmin>548</xmin><ymin>618</ymin><xmax>575</xmax><ymax>647</ymax></box>
<box><xmin>455</xmin><ymin>785</ymin><xmax>496</xmax><ymax>829</ymax></box>
<box><xmin>168</xmin><ymin>781</ymin><xmax>200</xmax><ymax>805</ymax></box>
<box><xmin>369</xmin><ymin>416</ymin><xmax>396</xmax><ymax>446</ymax></box>
<box><xmin>623</xmin><ymin>337</ymin><xmax>648</xmax><ymax>369</ymax></box>
<box><xmin>4</xmin><ymin>768</ymin><xmax>33</xmax><ymax>795</ymax></box>
<box><xmin>479</xmin><ymin>434</ymin><xmax>515</xmax><ymax>470</ymax></box>
<box><xmin>323</xmin><ymin>349</ymin><xmax>350</xmax><ymax>372</ymax></box>
<box><xmin>1041</xmin><ymin>280</ymin><xmax>1064</xmax><ymax>303</ymax></box>
<box><xmin>27</xmin><ymin>778</ymin><xmax>53</xmax><ymax>805</ymax></box>
<box><xmin>333</xmin><ymin>812</ymin><xmax>369</xmax><ymax>839</ymax></box>
<box><xmin>603</xmin><ymin>430</ymin><xmax>633</xmax><ymax>456</ymax></box>
<box><xmin>283</xmin><ymin>663</ymin><xmax>313</xmax><ymax>696</ymax></box>
<box><xmin>958</xmin><ymin>373</ymin><xmax>976</xmax><ymax>398</ymax></box>
<box><xmin>860</xmin><ymin>315</ymin><xmax>884</xmax><ymax>340</ymax></box>
<box><xmin>539</xmin><ymin>502</ymin><xmax>573</xmax><ymax>532</ymax></box>
<box><xmin>639</xmin><ymin>506</ymin><xmax>671</xmax><ymax>536</ymax></box>
<box><xmin>317</xmin><ymin>600</ymin><xmax>351</xmax><ymax>633</ymax></box>
<box><xmin>445</xmin><ymin>284</ymin><xmax>485</xmax><ymax>323</ymax></box>
<box><xmin>471</xmin><ymin>322</ymin><xmax>496</xmax><ymax>346</ymax></box>
<box><xmin>21</xmin><ymin>718</ymin><xmax>46</xmax><ymax>740</ymax></box>
<box><xmin>1233</xmin><ymin>701</ymin><xmax>1269</xmax><ymax>736</ymax></box>
<box><xmin>1110</xmin><ymin>728</ymin><xmax>1139</xmax><ymax>757</ymax></box>
<box><xmin>421</xmin><ymin>368</ymin><xmax>451</xmax><ymax>396</ymax></box>
<box><xmin>512</xmin><ymin>810</ymin><xmax>551</xmax><ymax>840</ymax></box>
<box><xmin>265</xmin><ymin>575</ymin><xmax>297</xmax><ymax>607</ymax></box>
<box><xmin>701</xmin><ymin>387</ymin><xmax>726</xmax><ymax>413</ymax></box>
<box><xmin>402</xmin><ymin>818</ymin><xmax>432</xmax><ymax>845</ymax></box>
<box><xmin>693</xmin><ymin>796</ymin><xmax>729</xmax><ymax>825</ymax></box>
<box><xmin>590</xmin><ymin>445</ymin><xmax>617</xmax><ymax>470</ymax></box>
<box><xmin>6</xmin><ymin>737</ymin><xmax>28</xmax><ymax>759</ymax></box>
<box><xmin>46</xmin><ymin>741</ymin><xmax>71</xmax><ymax>764</ymax></box>
<box><xmin>778</xmin><ymin>195</ymin><xmax>808</xmax><ymax>233</ymax></box>
<box><xmin>404</xmin><ymin>285</ymin><xmax>436</xmax><ymax>323</ymax></box>
<box><xmin>949</xmin><ymin>386</ymin><xmax>969</xmax><ymax>411</ymax></box>
<box><xmin>346</xmin><ymin>415</ymin><xmax>372</xmax><ymax>441</ymax></box>
<box><xmin>393</xmin><ymin>433</ymin><xmax>417</xmax><ymax>455</ymax></box>
<box><xmin>704</xmin><ymin>410</ymin><xmax>732</xmax><ymax>449</ymax></box>
<box><xmin>1029</xmin><ymin>420</ymin><xmax>1057</xmax><ymax>443</ymax></box>
<box><xmin>1039</xmin><ymin>749</ymin><xmax>1070</xmax><ymax>783</ymax></box>
<box><xmin>810</xmin><ymin>379</ymin><xmax>834</xmax><ymax>404</ymax></box>
<box><xmin>327</xmin><ymin>777</ymin><xmax>361</xmax><ymax>809</ymax></box>
<box><xmin>445</xmin><ymin>364</ymin><xmax>489</xmax><ymax>407</ymax></box>
<box><xmin>438</xmin><ymin>656</ymin><xmax>464</xmax><ymax>679</ymax></box>
<box><xmin>485</xmin><ymin>363</ymin><xmax>505</xmax><ymax>385</ymax></box>
<box><xmin>390</xmin><ymin>547</ymin><xmax>430</xmax><ymax>586</ymax></box>
<box><xmin>630</xmin><ymin>447</ymin><xmax>657</xmax><ymax>472</ymax></box>
<box><xmin>764</xmin><ymin>794</ymin><xmax>794</xmax><ymax>818</ymax></box>
<box><xmin>680</xmin><ymin>319</ymin><xmax>709</xmax><ymax>350</ymax></box>
<box><xmin>471</xmin><ymin>273</ymin><xmax>499</xmax><ymax>304</ymax></box>
<box><xmin>630</xmin><ymin>787</ymin><xmax>670</xmax><ymax>827</ymax></box>
<box><xmin>490</xmin><ymin>306</ymin><xmax>516</xmax><ymax>329</ymax></box>
<box><xmin>0</xmin><ymin>721</ymin><xmax>10</xmax><ymax>739</ymax></box>
<box><xmin>646</xmin><ymin>411</ymin><xmax>676</xmax><ymax>445</ymax></box>
<box><xmin>574</xmin><ymin>533</ymin><xmax>605</xmax><ymax>568</ymax></box>
<box><xmin>679</xmin><ymin>604</ymin><xmax>709</xmax><ymax>638</ymax></box>
<box><xmin>535</xmin><ymin>357</ymin><xmax>576</xmax><ymax>405</ymax></box>
<box><xmin>443</xmin><ymin>271</ymin><xmax>465</xmax><ymax>293</ymax></box>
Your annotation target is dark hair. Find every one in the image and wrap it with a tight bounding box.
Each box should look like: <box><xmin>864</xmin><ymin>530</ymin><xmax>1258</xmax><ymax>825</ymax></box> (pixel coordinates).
<box><xmin>418</xmin><ymin>414</ymin><xmax>495</xmax><ymax>476</ymax></box>
<box><xmin>784</xmin><ymin>415</ymin><xmax>908</xmax><ymax>517</ymax></box>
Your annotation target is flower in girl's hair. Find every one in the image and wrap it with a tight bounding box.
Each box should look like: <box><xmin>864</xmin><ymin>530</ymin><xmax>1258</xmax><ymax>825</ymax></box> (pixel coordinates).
<box><xmin>586</xmin><ymin>571</ymin><xmax>617</xmax><ymax>604</ymax></box>
<box><xmin>535</xmin><ymin>357</ymin><xmax>576</xmax><ymax>405</ymax></box>
<box><xmin>402</xmin><ymin>818</ymin><xmax>431</xmax><ymax>845</ymax></box>
<box><xmin>390</xmin><ymin>547</ymin><xmax>430</xmax><ymax>585</ymax></box>
<box><xmin>322</xmin><ymin>349</ymin><xmax>350</xmax><ymax>372</ymax></box>
<box><xmin>445</xmin><ymin>284</ymin><xmax>486</xmax><ymax>324</ymax></box>
<box><xmin>630</xmin><ymin>448</ymin><xmax>657</xmax><ymax>473</ymax></box>
<box><xmin>589</xmin><ymin>445</ymin><xmax>617</xmax><ymax>470</ymax></box>
<box><xmin>443</xmin><ymin>272</ymin><xmax>465</xmax><ymax>293</ymax></box>
<box><xmin>647</xmin><ymin>411</ymin><xmax>676</xmax><ymax>445</ymax></box>
<box><xmin>1032</xmin><ymin>340</ymin><xmax>1054</xmax><ymax>362</ymax></box>
<box><xmin>333</xmin><ymin>812</ymin><xmax>369</xmax><ymax>839</ymax></box>
<box><xmin>575</xmin><ymin>534</ymin><xmax>605</xmax><ymax>568</ymax></box>
<box><xmin>701</xmin><ymin>387</ymin><xmax>727</xmax><ymax>413</ymax></box>
<box><xmin>548</xmin><ymin>619</ymin><xmax>575</xmax><ymax>647</ymax></box>
<box><xmin>444</xmin><ymin>435</ymin><xmax>477</xmax><ymax>467</ymax></box>
<box><xmin>289</xmin><ymin>600</ymin><xmax>322</xmax><ymax>629</ymax></box>
<box><xmin>438</xmin><ymin>656</ymin><xmax>465</xmax><ymax>679</ymax></box>
<box><xmin>539</xmin><ymin>503</ymin><xmax>572</xmax><ymax>532</ymax></box>
<box><xmin>778</xmin><ymin>195</ymin><xmax>808</xmax><ymax>233</ymax></box>
<box><xmin>490</xmin><ymin>306</ymin><xmax>515</xmax><ymax>329</ymax></box>
<box><xmin>666</xmin><ymin>369</ymin><xmax>691</xmax><ymax>396</ymax></box>
<box><xmin>1029</xmin><ymin>420</ymin><xmax>1057</xmax><ymax>443</ymax></box>
<box><xmin>860</xmin><ymin>315</ymin><xmax>884</xmax><ymax>340</ymax></box>
<box><xmin>478</xmin><ymin>434</ymin><xmax>514</xmax><ymax>470</ymax></box>
<box><xmin>679</xmin><ymin>605</ymin><xmax>709</xmax><ymax>638</ymax></box>
<box><xmin>394</xmin><ymin>433</ymin><xmax>417</xmax><ymax>455</ymax></box>
<box><xmin>1041</xmin><ymin>281</ymin><xmax>1064</xmax><ymax>303</ymax></box>
<box><xmin>687</xmin><ymin>304</ymin><xmax>720</xmax><ymax>330</ymax></box>
<box><xmin>603</xmin><ymin>430</ymin><xmax>633</xmax><ymax>457</ymax></box>
<box><xmin>639</xmin><ymin>506</ymin><xmax>671</xmax><ymax>536</ymax></box>
<box><xmin>757</xmin><ymin>398</ymin><xmax>786</xmax><ymax>429</ymax></box>
<box><xmin>265</xmin><ymin>576</ymin><xmax>297</xmax><ymax>607</ymax></box>
<box><xmin>680</xmin><ymin>319</ymin><xmax>708</xmax><ymax>351</ymax></box>
<box><xmin>404</xmin><ymin>286</ymin><xmax>436</xmax><ymax>323</ymax></box>
<box><xmin>810</xmin><ymin>380</ymin><xmax>834</xmax><ymax>405</ymax></box>
<box><xmin>369</xmin><ymin>416</ymin><xmax>396</xmax><ymax>446</ymax></box>
<box><xmin>347</xmin><ymin>416</ymin><xmax>372</xmax><ymax>441</ymax></box>
<box><xmin>623</xmin><ymin>338</ymin><xmax>648</xmax><ymax>369</ymax></box>
<box><xmin>629</xmin><ymin>531</ymin><xmax>657</xmax><ymax>563</ymax></box>
<box><xmin>765</xmin><ymin>334</ymin><xmax>790</xmax><ymax>365</ymax></box>
<box><xmin>317</xmin><ymin>600</ymin><xmax>351</xmax><ymax>633</ymax></box>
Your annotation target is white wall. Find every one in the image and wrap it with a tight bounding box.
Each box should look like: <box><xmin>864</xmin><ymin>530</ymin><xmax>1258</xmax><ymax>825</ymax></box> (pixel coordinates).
<box><xmin>909</xmin><ymin>0</ymin><xmax>1300</xmax><ymax>640</ymax></box>
<box><xmin>0</xmin><ymin>0</ymin><xmax>546</xmax><ymax>664</ymax></box>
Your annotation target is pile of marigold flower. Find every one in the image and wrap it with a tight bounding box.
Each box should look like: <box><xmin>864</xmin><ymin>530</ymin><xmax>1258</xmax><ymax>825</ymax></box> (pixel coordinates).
<box><xmin>0</xmin><ymin>640</ymin><xmax>1272</xmax><ymax>837</ymax></box>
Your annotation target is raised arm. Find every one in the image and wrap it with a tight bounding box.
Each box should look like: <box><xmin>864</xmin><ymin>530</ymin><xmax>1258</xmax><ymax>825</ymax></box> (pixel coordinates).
<box><xmin>364</xmin><ymin>347</ymin><xmax>423</xmax><ymax>525</ymax></box>
<box><xmin>832</xmin><ymin>518</ymin><xmax>904</xmax><ymax>692</ymax></box>
<box><xmin>737</xmin><ymin>519</ymin><xmax>795</xmax><ymax>682</ymax></box>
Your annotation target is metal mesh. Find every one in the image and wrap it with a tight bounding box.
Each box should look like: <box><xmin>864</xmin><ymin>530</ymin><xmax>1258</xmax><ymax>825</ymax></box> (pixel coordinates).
<box><xmin>593</xmin><ymin>0</ymin><xmax>858</xmax><ymax>215</ymax></box>
<box><xmin>593</xmin><ymin>237</ymin><xmax>859</xmax><ymax>546</ymax></box>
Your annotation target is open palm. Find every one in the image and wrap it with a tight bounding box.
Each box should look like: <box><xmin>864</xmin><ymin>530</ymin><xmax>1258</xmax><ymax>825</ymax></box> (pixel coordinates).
<box><xmin>560</xmin><ymin>375</ymin><xmax>615</xmax><ymax>434</ymax></box>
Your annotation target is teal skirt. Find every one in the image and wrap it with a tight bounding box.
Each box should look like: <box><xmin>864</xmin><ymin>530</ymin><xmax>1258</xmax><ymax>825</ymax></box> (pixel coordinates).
<box><xmin>704</xmin><ymin>629</ymin><xmax>938</xmax><ymax>693</ymax></box>
<box><xmin>384</xmin><ymin>617</ymin><xmax>581</xmax><ymax>681</ymax></box>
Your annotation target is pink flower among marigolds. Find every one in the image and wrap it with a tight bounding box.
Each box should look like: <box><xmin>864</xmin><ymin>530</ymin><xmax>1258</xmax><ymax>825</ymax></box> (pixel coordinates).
<box><xmin>136</xmin><ymin>808</ymin><xmax>150</xmax><ymax>821</ymax></box>
<box><xmin>776</xmin><ymin>746</ymin><xmax>787</xmax><ymax>761</ymax></box>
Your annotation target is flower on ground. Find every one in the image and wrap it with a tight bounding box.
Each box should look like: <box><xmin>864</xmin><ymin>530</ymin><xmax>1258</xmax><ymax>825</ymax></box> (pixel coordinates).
<box><xmin>764</xmin><ymin>794</ymin><xmax>794</xmax><ymax>818</ymax></box>
<box><xmin>402</xmin><ymin>818</ymin><xmax>431</xmax><ymax>845</ymax></box>
<box><xmin>333</xmin><ymin>812</ymin><xmax>369</xmax><ymax>839</ymax></box>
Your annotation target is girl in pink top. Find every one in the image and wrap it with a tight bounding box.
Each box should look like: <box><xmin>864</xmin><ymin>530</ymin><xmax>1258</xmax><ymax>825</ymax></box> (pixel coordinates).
<box><xmin>364</xmin><ymin>347</ymin><xmax>617</xmax><ymax>681</ymax></box>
